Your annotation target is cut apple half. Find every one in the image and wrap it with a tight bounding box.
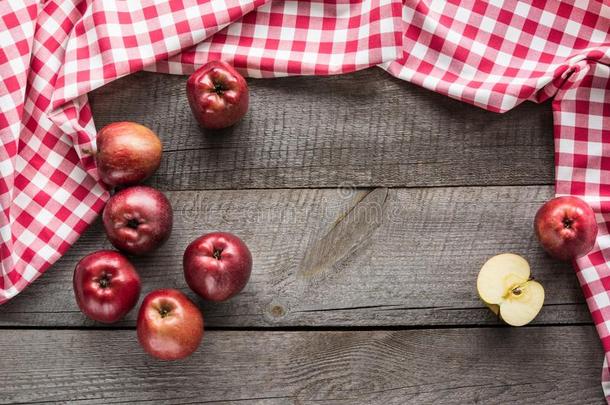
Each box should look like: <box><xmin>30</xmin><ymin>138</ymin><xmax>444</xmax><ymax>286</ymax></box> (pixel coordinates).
<box><xmin>477</xmin><ymin>253</ymin><xmax>545</xmax><ymax>327</ymax></box>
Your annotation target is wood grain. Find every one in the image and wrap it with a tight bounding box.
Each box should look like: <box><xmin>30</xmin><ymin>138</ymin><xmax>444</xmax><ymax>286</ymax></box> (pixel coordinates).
<box><xmin>0</xmin><ymin>185</ymin><xmax>588</xmax><ymax>328</ymax></box>
<box><xmin>1</xmin><ymin>64</ymin><xmax>590</xmax><ymax>405</ymax></box>
<box><xmin>90</xmin><ymin>69</ymin><xmax>554</xmax><ymax>191</ymax></box>
<box><xmin>0</xmin><ymin>326</ymin><xmax>603</xmax><ymax>404</ymax></box>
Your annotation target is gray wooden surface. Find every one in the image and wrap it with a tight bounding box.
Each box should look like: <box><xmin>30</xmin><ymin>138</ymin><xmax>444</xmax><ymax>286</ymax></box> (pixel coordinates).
<box><xmin>0</xmin><ymin>327</ymin><xmax>603</xmax><ymax>404</ymax></box>
<box><xmin>90</xmin><ymin>69</ymin><xmax>555</xmax><ymax>190</ymax></box>
<box><xmin>0</xmin><ymin>68</ymin><xmax>603</xmax><ymax>404</ymax></box>
<box><xmin>1</xmin><ymin>186</ymin><xmax>587</xmax><ymax>328</ymax></box>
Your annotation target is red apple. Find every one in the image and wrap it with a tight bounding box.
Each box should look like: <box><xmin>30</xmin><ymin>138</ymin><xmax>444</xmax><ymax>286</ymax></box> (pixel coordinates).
<box><xmin>534</xmin><ymin>196</ymin><xmax>598</xmax><ymax>261</ymax></box>
<box><xmin>186</xmin><ymin>60</ymin><xmax>249</xmax><ymax>129</ymax></box>
<box><xmin>183</xmin><ymin>232</ymin><xmax>252</xmax><ymax>302</ymax></box>
<box><xmin>137</xmin><ymin>289</ymin><xmax>204</xmax><ymax>360</ymax></box>
<box><xmin>96</xmin><ymin>121</ymin><xmax>162</xmax><ymax>187</ymax></box>
<box><xmin>73</xmin><ymin>250</ymin><xmax>141</xmax><ymax>323</ymax></box>
<box><xmin>103</xmin><ymin>186</ymin><xmax>172</xmax><ymax>255</ymax></box>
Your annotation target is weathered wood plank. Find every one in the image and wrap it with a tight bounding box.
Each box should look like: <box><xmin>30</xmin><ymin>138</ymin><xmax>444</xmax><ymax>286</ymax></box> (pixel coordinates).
<box><xmin>0</xmin><ymin>326</ymin><xmax>603</xmax><ymax>404</ymax></box>
<box><xmin>0</xmin><ymin>185</ymin><xmax>589</xmax><ymax>327</ymax></box>
<box><xmin>90</xmin><ymin>69</ymin><xmax>554</xmax><ymax>190</ymax></box>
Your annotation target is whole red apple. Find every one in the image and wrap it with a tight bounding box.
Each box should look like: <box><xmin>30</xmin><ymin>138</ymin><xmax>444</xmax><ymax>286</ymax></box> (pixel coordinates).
<box><xmin>73</xmin><ymin>250</ymin><xmax>141</xmax><ymax>323</ymax></box>
<box><xmin>95</xmin><ymin>121</ymin><xmax>162</xmax><ymax>187</ymax></box>
<box><xmin>103</xmin><ymin>186</ymin><xmax>172</xmax><ymax>255</ymax></box>
<box><xmin>137</xmin><ymin>289</ymin><xmax>204</xmax><ymax>360</ymax></box>
<box><xmin>186</xmin><ymin>60</ymin><xmax>249</xmax><ymax>129</ymax></box>
<box><xmin>183</xmin><ymin>232</ymin><xmax>252</xmax><ymax>302</ymax></box>
<box><xmin>534</xmin><ymin>196</ymin><xmax>598</xmax><ymax>261</ymax></box>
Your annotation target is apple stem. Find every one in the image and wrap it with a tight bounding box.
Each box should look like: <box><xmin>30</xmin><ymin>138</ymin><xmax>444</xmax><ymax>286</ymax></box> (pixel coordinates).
<box><xmin>159</xmin><ymin>307</ymin><xmax>170</xmax><ymax>318</ymax></box>
<box><xmin>213</xmin><ymin>83</ymin><xmax>224</xmax><ymax>95</ymax></box>
<box><xmin>98</xmin><ymin>274</ymin><xmax>111</xmax><ymax>289</ymax></box>
<box><xmin>127</xmin><ymin>219</ymin><xmax>140</xmax><ymax>229</ymax></box>
<box><xmin>213</xmin><ymin>248</ymin><xmax>222</xmax><ymax>260</ymax></box>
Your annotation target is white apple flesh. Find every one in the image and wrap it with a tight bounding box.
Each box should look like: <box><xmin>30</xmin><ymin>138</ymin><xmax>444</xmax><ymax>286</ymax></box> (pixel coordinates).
<box><xmin>477</xmin><ymin>253</ymin><xmax>544</xmax><ymax>326</ymax></box>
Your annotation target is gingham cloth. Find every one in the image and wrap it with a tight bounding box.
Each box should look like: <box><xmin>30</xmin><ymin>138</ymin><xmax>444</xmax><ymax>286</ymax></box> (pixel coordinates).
<box><xmin>1</xmin><ymin>0</ymin><xmax>610</xmax><ymax>398</ymax></box>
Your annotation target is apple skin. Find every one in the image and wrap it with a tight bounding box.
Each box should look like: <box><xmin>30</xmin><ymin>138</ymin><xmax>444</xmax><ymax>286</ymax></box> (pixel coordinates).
<box><xmin>103</xmin><ymin>186</ymin><xmax>173</xmax><ymax>255</ymax></box>
<box><xmin>73</xmin><ymin>250</ymin><xmax>141</xmax><ymax>323</ymax></box>
<box><xmin>186</xmin><ymin>60</ymin><xmax>249</xmax><ymax>129</ymax></box>
<box><xmin>95</xmin><ymin>122</ymin><xmax>162</xmax><ymax>187</ymax></box>
<box><xmin>183</xmin><ymin>232</ymin><xmax>252</xmax><ymax>302</ymax></box>
<box><xmin>137</xmin><ymin>289</ymin><xmax>204</xmax><ymax>360</ymax></box>
<box><xmin>534</xmin><ymin>196</ymin><xmax>598</xmax><ymax>261</ymax></box>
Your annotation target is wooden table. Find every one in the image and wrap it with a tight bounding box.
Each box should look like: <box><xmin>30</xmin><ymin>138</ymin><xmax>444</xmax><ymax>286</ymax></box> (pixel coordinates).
<box><xmin>0</xmin><ymin>69</ymin><xmax>605</xmax><ymax>404</ymax></box>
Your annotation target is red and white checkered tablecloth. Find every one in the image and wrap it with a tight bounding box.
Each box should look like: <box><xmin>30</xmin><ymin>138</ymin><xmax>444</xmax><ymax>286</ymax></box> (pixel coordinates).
<box><xmin>1</xmin><ymin>0</ymin><xmax>609</xmax><ymax>397</ymax></box>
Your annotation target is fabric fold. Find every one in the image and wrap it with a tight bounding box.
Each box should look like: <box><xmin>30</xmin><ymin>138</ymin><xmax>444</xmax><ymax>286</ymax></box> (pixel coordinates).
<box><xmin>146</xmin><ymin>0</ymin><xmax>405</xmax><ymax>77</ymax></box>
<box><xmin>553</xmin><ymin>54</ymin><xmax>610</xmax><ymax>397</ymax></box>
<box><xmin>50</xmin><ymin>0</ymin><xmax>268</xmax><ymax>111</ymax></box>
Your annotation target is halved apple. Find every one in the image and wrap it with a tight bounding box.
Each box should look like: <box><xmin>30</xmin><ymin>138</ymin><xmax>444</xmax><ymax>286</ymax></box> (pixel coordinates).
<box><xmin>477</xmin><ymin>253</ymin><xmax>544</xmax><ymax>326</ymax></box>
